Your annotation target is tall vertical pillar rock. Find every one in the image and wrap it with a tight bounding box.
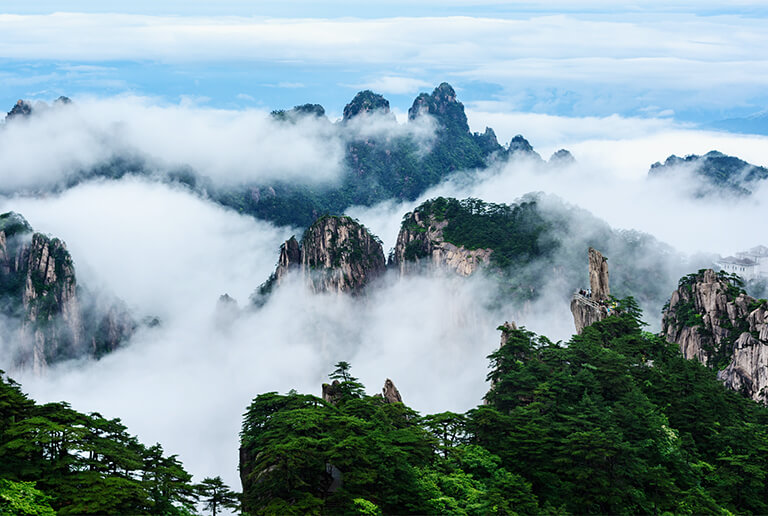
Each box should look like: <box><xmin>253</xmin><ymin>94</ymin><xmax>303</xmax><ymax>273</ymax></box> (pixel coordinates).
<box><xmin>570</xmin><ymin>248</ymin><xmax>611</xmax><ymax>334</ymax></box>
<box><xmin>588</xmin><ymin>247</ymin><xmax>610</xmax><ymax>302</ymax></box>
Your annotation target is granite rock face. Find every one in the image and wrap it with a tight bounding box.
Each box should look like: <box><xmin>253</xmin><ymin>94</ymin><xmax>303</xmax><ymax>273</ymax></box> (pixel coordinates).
<box><xmin>264</xmin><ymin>215</ymin><xmax>386</xmax><ymax>296</ymax></box>
<box><xmin>570</xmin><ymin>248</ymin><xmax>611</xmax><ymax>334</ymax></box>
<box><xmin>662</xmin><ymin>269</ymin><xmax>768</xmax><ymax>403</ymax></box>
<box><xmin>391</xmin><ymin>209</ymin><xmax>492</xmax><ymax>277</ymax></box>
<box><xmin>381</xmin><ymin>379</ymin><xmax>403</xmax><ymax>404</ymax></box>
<box><xmin>588</xmin><ymin>247</ymin><xmax>610</xmax><ymax>302</ymax></box>
<box><xmin>0</xmin><ymin>212</ymin><xmax>134</xmax><ymax>371</ymax></box>
<box><xmin>570</xmin><ymin>296</ymin><xmax>609</xmax><ymax>335</ymax></box>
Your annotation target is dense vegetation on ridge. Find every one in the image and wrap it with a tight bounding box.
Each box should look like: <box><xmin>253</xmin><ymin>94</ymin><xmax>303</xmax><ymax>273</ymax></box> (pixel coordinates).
<box><xmin>1</xmin><ymin>84</ymin><xmax>518</xmax><ymax>229</ymax></box>
<box><xmin>649</xmin><ymin>150</ymin><xmax>768</xmax><ymax>196</ymax></box>
<box><xmin>215</xmin><ymin>83</ymin><xmax>503</xmax><ymax>227</ymax></box>
<box><xmin>399</xmin><ymin>196</ymin><xmax>703</xmax><ymax>311</ymax></box>
<box><xmin>240</xmin><ymin>301</ymin><xmax>768</xmax><ymax>515</ymax></box>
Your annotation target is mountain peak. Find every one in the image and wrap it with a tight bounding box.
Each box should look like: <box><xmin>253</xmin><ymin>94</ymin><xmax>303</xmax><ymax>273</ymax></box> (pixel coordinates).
<box><xmin>6</xmin><ymin>99</ymin><xmax>33</xmax><ymax>121</ymax></box>
<box><xmin>408</xmin><ymin>82</ymin><xmax>468</xmax><ymax>134</ymax></box>
<box><xmin>343</xmin><ymin>90</ymin><xmax>390</xmax><ymax>121</ymax></box>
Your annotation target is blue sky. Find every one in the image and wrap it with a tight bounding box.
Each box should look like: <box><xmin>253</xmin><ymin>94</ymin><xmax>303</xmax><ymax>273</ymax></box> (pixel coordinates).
<box><xmin>2</xmin><ymin>2</ymin><xmax>768</xmax><ymax>126</ymax></box>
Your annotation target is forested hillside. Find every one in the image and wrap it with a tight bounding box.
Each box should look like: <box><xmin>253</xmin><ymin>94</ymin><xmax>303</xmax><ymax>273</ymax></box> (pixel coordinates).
<box><xmin>0</xmin><ymin>372</ymin><xmax>233</xmax><ymax>515</ymax></box>
<box><xmin>240</xmin><ymin>301</ymin><xmax>768</xmax><ymax>515</ymax></box>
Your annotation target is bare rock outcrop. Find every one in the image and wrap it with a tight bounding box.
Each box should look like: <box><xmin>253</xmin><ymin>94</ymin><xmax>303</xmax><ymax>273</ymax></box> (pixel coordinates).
<box><xmin>588</xmin><ymin>247</ymin><xmax>610</xmax><ymax>302</ymax></box>
<box><xmin>262</xmin><ymin>215</ymin><xmax>386</xmax><ymax>296</ymax></box>
<box><xmin>662</xmin><ymin>269</ymin><xmax>768</xmax><ymax>403</ymax></box>
<box><xmin>570</xmin><ymin>248</ymin><xmax>611</xmax><ymax>334</ymax></box>
<box><xmin>391</xmin><ymin>207</ymin><xmax>492</xmax><ymax>277</ymax></box>
<box><xmin>382</xmin><ymin>378</ymin><xmax>403</xmax><ymax>404</ymax></box>
<box><xmin>322</xmin><ymin>380</ymin><xmax>342</xmax><ymax>405</ymax></box>
<box><xmin>0</xmin><ymin>212</ymin><xmax>134</xmax><ymax>370</ymax></box>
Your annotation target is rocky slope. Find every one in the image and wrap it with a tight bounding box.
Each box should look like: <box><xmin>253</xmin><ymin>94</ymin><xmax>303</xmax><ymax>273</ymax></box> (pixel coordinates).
<box><xmin>570</xmin><ymin>247</ymin><xmax>611</xmax><ymax>334</ymax></box>
<box><xmin>391</xmin><ymin>205</ymin><xmax>492</xmax><ymax>277</ymax></box>
<box><xmin>0</xmin><ymin>212</ymin><xmax>134</xmax><ymax>371</ymax></box>
<box><xmin>662</xmin><ymin>269</ymin><xmax>768</xmax><ymax>403</ymax></box>
<box><xmin>259</xmin><ymin>215</ymin><xmax>386</xmax><ymax>296</ymax></box>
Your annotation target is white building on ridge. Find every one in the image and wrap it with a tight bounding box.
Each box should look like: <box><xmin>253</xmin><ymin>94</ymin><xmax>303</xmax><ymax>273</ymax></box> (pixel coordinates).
<box><xmin>717</xmin><ymin>245</ymin><xmax>768</xmax><ymax>280</ymax></box>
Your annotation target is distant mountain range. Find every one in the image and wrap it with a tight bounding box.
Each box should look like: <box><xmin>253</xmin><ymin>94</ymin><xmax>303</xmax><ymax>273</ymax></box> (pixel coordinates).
<box><xmin>3</xmin><ymin>84</ymin><xmax>569</xmax><ymax>229</ymax></box>
<box><xmin>649</xmin><ymin>150</ymin><xmax>768</xmax><ymax>196</ymax></box>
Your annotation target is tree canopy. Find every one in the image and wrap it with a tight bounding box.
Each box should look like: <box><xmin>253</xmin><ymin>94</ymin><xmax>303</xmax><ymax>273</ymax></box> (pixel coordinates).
<box><xmin>241</xmin><ymin>305</ymin><xmax>768</xmax><ymax>514</ymax></box>
<box><xmin>0</xmin><ymin>371</ymin><xmax>199</xmax><ymax>515</ymax></box>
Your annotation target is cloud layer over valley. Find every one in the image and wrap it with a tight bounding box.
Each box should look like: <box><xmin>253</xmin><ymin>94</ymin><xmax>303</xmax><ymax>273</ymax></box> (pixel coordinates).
<box><xmin>0</xmin><ymin>97</ymin><xmax>437</xmax><ymax>191</ymax></box>
<box><xmin>2</xmin><ymin>97</ymin><xmax>768</xmax><ymax>492</ymax></box>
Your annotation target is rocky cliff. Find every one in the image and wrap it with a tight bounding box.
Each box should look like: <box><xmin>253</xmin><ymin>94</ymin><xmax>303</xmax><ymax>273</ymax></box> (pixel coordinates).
<box><xmin>0</xmin><ymin>212</ymin><xmax>134</xmax><ymax>371</ymax></box>
<box><xmin>261</xmin><ymin>215</ymin><xmax>386</xmax><ymax>296</ymax></box>
<box><xmin>391</xmin><ymin>205</ymin><xmax>492</xmax><ymax>277</ymax></box>
<box><xmin>662</xmin><ymin>269</ymin><xmax>768</xmax><ymax>403</ymax></box>
<box><xmin>570</xmin><ymin>247</ymin><xmax>611</xmax><ymax>334</ymax></box>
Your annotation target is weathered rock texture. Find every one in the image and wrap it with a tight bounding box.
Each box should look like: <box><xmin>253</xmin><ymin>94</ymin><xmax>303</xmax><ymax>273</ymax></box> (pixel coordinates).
<box><xmin>382</xmin><ymin>378</ymin><xmax>403</xmax><ymax>404</ymax></box>
<box><xmin>570</xmin><ymin>248</ymin><xmax>611</xmax><ymax>334</ymax></box>
<box><xmin>322</xmin><ymin>380</ymin><xmax>342</xmax><ymax>405</ymax></box>
<box><xmin>263</xmin><ymin>215</ymin><xmax>386</xmax><ymax>295</ymax></box>
<box><xmin>0</xmin><ymin>212</ymin><xmax>134</xmax><ymax>371</ymax></box>
<box><xmin>662</xmin><ymin>269</ymin><xmax>768</xmax><ymax>403</ymax></box>
<box><xmin>391</xmin><ymin>208</ymin><xmax>492</xmax><ymax>277</ymax></box>
<box><xmin>570</xmin><ymin>297</ymin><xmax>609</xmax><ymax>335</ymax></box>
<box><xmin>588</xmin><ymin>247</ymin><xmax>610</xmax><ymax>302</ymax></box>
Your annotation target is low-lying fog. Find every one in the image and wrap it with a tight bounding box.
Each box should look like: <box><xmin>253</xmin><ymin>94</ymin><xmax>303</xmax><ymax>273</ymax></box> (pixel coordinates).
<box><xmin>2</xmin><ymin>102</ymin><xmax>767</xmax><ymax>491</ymax></box>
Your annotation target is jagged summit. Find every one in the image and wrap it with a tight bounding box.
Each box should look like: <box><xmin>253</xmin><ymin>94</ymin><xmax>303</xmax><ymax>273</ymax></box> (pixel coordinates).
<box><xmin>570</xmin><ymin>247</ymin><xmax>612</xmax><ymax>334</ymax></box>
<box><xmin>5</xmin><ymin>99</ymin><xmax>33</xmax><ymax>121</ymax></box>
<box><xmin>0</xmin><ymin>211</ymin><xmax>135</xmax><ymax>371</ymax></box>
<box><xmin>505</xmin><ymin>134</ymin><xmax>543</xmax><ymax>161</ymax></box>
<box><xmin>257</xmin><ymin>215</ymin><xmax>386</xmax><ymax>298</ymax></box>
<box><xmin>549</xmin><ymin>149</ymin><xmax>575</xmax><ymax>165</ymax></box>
<box><xmin>4</xmin><ymin>96</ymin><xmax>74</xmax><ymax>123</ymax></box>
<box><xmin>662</xmin><ymin>269</ymin><xmax>768</xmax><ymax>403</ymax></box>
<box><xmin>343</xmin><ymin>90</ymin><xmax>391</xmax><ymax>121</ymax></box>
<box><xmin>473</xmin><ymin>127</ymin><xmax>500</xmax><ymax>153</ymax></box>
<box><xmin>408</xmin><ymin>82</ymin><xmax>469</xmax><ymax>134</ymax></box>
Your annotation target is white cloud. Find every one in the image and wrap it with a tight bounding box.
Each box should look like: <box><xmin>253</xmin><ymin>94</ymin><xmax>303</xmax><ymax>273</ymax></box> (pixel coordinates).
<box><xmin>0</xmin><ymin>97</ymin><xmax>340</xmax><ymax>189</ymax></box>
<box><xmin>465</xmin><ymin>107</ymin><xmax>686</xmax><ymax>155</ymax></box>
<box><xmin>1</xmin><ymin>13</ymin><xmax>767</xmax><ymax>90</ymax></box>
<box><xmin>0</xmin><ymin>95</ymin><xmax>442</xmax><ymax>191</ymax></box>
<box><xmin>4</xmin><ymin>178</ymin><xmax>518</xmax><ymax>491</ymax></box>
<box><xmin>353</xmin><ymin>76</ymin><xmax>432</xmax><ymax>95</ymax></box>
<box><xmin>3</xmin><ymin>99</ymin><xmax>768</xmax><ymax>498</ymax></box>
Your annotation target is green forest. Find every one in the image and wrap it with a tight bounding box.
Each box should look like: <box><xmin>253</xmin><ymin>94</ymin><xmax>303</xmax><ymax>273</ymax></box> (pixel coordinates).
<box><xmin>240</xmin><ymin>300</ymin><xmax>768</xmax><ymax>515</ymax></box>
<box><xmin>4</xmin><ymin>297</ymin><xmax>768</xmax><ymax>514</ymax></box>
<box><xmin>0</xmin><ymin>373</ymin><xmax>236</xmax><ymax>515</ymax></box>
